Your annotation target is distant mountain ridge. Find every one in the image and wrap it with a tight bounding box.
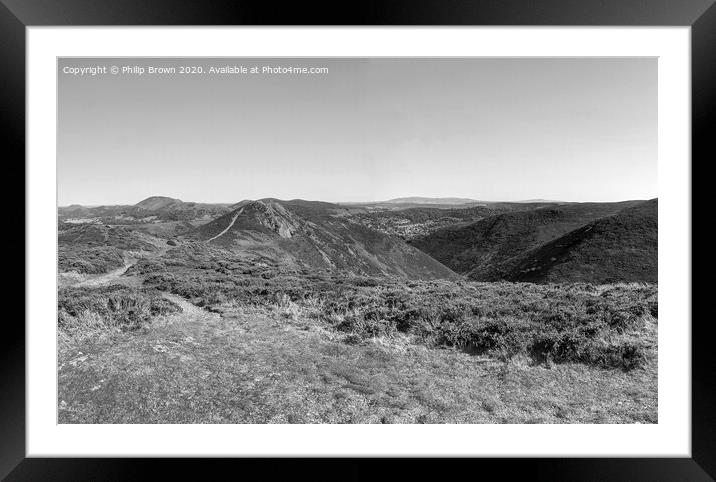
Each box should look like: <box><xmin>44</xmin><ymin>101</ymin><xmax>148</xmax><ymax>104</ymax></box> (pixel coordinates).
<box><xmin>58</xmin><ymin>196</ymin><xmax>232</xmax><ymax>224</ymax></box>
<box><xmin>382</xmin><ymin>197</ymin><xmax>481</xmax><ymax>205</ymax></box>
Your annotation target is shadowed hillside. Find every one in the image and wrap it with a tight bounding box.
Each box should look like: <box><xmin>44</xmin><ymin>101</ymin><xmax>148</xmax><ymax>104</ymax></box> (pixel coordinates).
<box><xmin>492</xmin><ymin>199</ymin><xmax>658</xmax><ymax>283</ymax></box>
<box><xmin>189</xmin><ymin>199</ymin><xmax>459</xmax><ymax>281</ymax></box>
<box><xmin>409</xmin><ymin>201</ymin><xmax>646</xmax><ymax>278</ymax></box>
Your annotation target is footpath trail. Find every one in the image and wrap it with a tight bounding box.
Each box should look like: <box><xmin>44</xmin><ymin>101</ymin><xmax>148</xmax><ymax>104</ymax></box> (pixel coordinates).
<box><xmin>74</xmin><ymin>258</ymin><xmax>139</xmax><ymax>288</ymax></box>
<box><xmin>206</xmin><ymin>208</ymin><xmax>243</xmax><ymax>242</ymax></box>
<box><xmin>70</xmin><ymin>241</ymin><xmax>175</xmax><ymax>288</ymax></box>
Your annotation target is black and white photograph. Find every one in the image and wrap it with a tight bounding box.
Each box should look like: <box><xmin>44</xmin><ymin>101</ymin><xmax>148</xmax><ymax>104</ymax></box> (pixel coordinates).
<box><xmin>56</xmin><ymin>56</ymin><xmax>658</xmax><ymax>425</ymax></box>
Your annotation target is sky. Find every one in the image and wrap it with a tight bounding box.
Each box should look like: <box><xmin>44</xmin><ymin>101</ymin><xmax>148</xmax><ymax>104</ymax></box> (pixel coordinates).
<box><xmin>58</xmin><ymin>57</ymin><xmax>657</xmax><ymax>206</ymax></box>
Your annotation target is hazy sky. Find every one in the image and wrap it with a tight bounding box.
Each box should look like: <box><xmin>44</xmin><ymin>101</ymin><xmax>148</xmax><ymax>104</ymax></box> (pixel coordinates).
<box><xmin>58</xmin><ymin>57</ymin><xmax>656</xmax><ymax>205</ymax></box>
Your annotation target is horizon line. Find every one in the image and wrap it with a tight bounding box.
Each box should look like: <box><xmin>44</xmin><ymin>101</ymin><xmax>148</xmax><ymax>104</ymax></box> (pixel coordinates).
<box><xmin>58</xmin><ymin>194</ymin><xmax>659</xmax><ymax>208</ymax></box>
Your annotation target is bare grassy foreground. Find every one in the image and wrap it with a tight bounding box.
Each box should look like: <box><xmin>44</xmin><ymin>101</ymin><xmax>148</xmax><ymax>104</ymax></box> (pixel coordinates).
<box><xmin>58</xmin><ymin>281</ymin><xmax>657</xmax><ymax>424</ymax></box>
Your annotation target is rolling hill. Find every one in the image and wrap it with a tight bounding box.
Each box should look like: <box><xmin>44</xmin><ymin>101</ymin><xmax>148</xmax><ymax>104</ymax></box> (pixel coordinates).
<box><xmin>409</xmin><ymin>200</ymin><xmax>647</xmax><ymax>279</ymax></box>
<box><xmin>189</xmin><ymin>198</ymin><xmax>459</xmax><ymax>280</ymax></box>
<box><xmin>492</xmin><ymin>199</ymin><xmax>658</xmax><ymax>283</ymax></box>
<box><xmin>58</xmin><ymin>197</ymin><xmax>231</xmax><ymax>225</ymax></box>
<box><xmin>134</xmin><ymin>196</ymin><xmax>185</xmax><ymax>211</ymax></box>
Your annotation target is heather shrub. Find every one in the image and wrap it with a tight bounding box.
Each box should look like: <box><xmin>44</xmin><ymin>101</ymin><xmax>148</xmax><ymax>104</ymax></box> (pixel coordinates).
<box><xmin>58</xmin><ymin>285</ymin><xmax>181</xmax><ymax>333</ymax></box>
<box><xmin>58</xmin><ymin>246</ymin><xmax>125</xmax><ymax>274</ymax></box>
<box><xmin>136</xmin><ymin>248</ymin><xmax>656</xmax><ymax>371</ymax></box>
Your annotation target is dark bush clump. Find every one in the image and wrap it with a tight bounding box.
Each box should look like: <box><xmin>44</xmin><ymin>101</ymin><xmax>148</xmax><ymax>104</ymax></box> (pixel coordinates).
<box><xmin>58</xmin><ymin>246</ymin><xmax>125</xmax><ymax>274</ymax></box>
<box><xmin>58</xmin><ymin>285</ymin><xmax>181</xmax><ymax>332</ymax></box>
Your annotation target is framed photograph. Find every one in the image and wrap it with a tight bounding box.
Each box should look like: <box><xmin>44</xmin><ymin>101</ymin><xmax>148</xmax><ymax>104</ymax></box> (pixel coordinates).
<box><xmin>5</xmin><ymin>0</ymin><xmax>711</xmax><ymax>479</ymax></box>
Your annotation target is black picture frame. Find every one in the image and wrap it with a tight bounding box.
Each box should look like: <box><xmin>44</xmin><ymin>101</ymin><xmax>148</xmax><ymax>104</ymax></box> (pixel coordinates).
<box><xmin>3</xmin><ymin>1</ymin><xmax>711</xmax><ymax>480</ymax></box>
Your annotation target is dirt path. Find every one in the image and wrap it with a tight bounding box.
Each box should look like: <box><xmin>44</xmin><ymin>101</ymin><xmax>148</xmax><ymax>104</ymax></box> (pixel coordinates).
<box><xmin>74</xmin><ymin>258</ymin><xmax>139</xmax><ymax>288</ymax></box>
<box><xmin>206</xmin><ymin>208</ymin><xmax>243</xmax><ymax>242</ymax></box>
<box><xmin>68</xmin><ymin>240</ymin><xmax>176</xmax><ymax>289</ymax></box>
<box><xmin>160</xmin><ymin>293</ymin><xmax>223</xmax><ymax>325</ymax></box>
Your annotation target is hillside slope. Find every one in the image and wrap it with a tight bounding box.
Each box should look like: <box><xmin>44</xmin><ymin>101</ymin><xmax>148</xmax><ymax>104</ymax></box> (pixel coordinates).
<box><xmin>59</xmin><ymin>197</ymin><xmax>231</xmax><ymax>224</ymax></box>
<box><xmin>409</xmin><ymin>201</ymin><xmax>645</xmax><ymax>278</ymax></box>
<box><xmin>189</xmin><ymin>199</ymin><xmax>459</xmax><ymax>280</ymax></box>
<box><xmin>59</xmin><ymin>224</ymin><xmax>162</xmax><ymax>251</ymax></box>
<box><xmin>492</xmin><ymin>199</ymin><xmax>657</xmax><ymax>283</ymax></box>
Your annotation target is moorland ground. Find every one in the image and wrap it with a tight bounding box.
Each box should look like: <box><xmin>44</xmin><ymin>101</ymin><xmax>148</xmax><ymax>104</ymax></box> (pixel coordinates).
<box><xmin>57</xmin><ymin>197</ymin><xmax>658</xmax><ymax>424</ymax></box>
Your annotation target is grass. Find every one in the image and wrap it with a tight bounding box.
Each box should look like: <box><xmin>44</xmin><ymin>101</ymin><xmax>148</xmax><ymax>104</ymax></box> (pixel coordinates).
<box><xmin>58</xmin><ymin>297</ymin><xmax>656</xmax><ymax>424</ymax></box>
<box><xmin>58</xmin><ymin>285</ymin><xmax>182</xmax><ymax>339</ymax></box>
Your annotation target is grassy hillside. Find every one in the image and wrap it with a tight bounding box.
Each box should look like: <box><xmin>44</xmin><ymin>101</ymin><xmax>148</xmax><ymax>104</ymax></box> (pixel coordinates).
<box><xmin>189</xmin><ymin>199</ymin><xmax>459</xmax><ymax>281</ymax></box>
<box><xmin>58</xmin><ymin>256</ymin><xmax>657</xmax><ymax>423</ymax></box>
<box><xmin>59</xmin><ymin>289</ymin><xmax>656</xmax><ymax>424</ymax></box>
<box><xmin>119</xmin><ymin>240</ymin><xmax>657</xmax><ymax>372</ymax></box>
<box><xmin>410</xmin><ymin>201</ymin><xmax>646</xmax><ymax>279</ymax></box>
<box><xmin>495</xmin><ymin>199</ymin><xmax>658</xmax><ymax>283</ymax></box>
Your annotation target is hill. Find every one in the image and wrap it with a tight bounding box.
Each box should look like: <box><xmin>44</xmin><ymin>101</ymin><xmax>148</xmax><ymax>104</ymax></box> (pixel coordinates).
<box><xmin>409</xmin><ymin>201</ymin><xmax>646</xmax><ymax>278</ymax></box>
<box><xmin>492</xmin><ymin>199</ymin><xmax>657</xmax><ymax>283</ymax></box>
<box><xmin>189</xmin><ymin>199</ymin><xmax>459</xmax><ymax>280</ymax></box>
<box><xmin>135</xmin><ymin>196</ymin><xmax>184</xmax><ymax>211</ymax></box>
<box><xmin>58</xmin><ymin>197</ymin><xmax>231</xmax><ymax>225</ymax></box>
